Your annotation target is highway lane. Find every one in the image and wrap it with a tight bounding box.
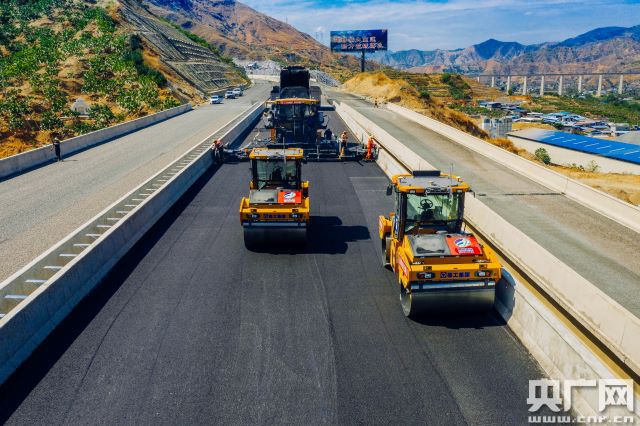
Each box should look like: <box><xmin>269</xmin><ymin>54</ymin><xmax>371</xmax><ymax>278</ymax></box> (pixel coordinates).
<box><xmin>0</xmin><ymin>157</ymin><xmax>548</xmax><ymax>425</ymax></box>
<box><xmin>328</xmin><ymin>90</ymin><xmax>640</xmax><ymax>318</ymax></box>
<box><xmin>0</xmin><ymin>82</ymin><xmax>271</xmax><ymax>283</ymax></box>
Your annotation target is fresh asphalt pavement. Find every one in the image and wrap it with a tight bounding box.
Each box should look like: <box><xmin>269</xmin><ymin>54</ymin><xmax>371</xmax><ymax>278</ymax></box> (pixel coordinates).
<box><xmin>0</xmin><ymin>156</ymin><xmax>549</xmax><ymax>424</ymax></box>
<box><xmin>328</xmin><ymin>90</ymin><xmax>640</xmax><ymax>318</ymax></box>
<box><xmin>0</xmin><ymin>82</ymin><xmax>271</xmax><ymax>283</ymax></box>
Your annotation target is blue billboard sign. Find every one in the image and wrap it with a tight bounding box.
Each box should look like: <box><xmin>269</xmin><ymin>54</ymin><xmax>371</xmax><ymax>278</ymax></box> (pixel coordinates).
<box><xmin>330</xmin><ymin>29</ymin><xmax>388</xmax><ymax>52</ymax></box>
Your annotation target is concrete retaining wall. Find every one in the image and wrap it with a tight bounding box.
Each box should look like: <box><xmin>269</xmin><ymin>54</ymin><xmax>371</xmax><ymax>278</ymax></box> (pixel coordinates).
<box><xmin>464</xmin><ymin>195</ymin><xmax>640</xmax><ymax>375</ymax></box>
<box><xmin>386</xmin><ymin>103</ymin><xmax>640</xmax><ymax>233</ymax></box>
<box><xmin>0</xmin><ymin>104</ymin><xmax>192</xmax><ymax>180</ymax></box>
<box><xmin>335</xmin><ymin>100</ymin><xmax>640</xmax><ymax>418</ymax></box>
<box><xmin>250</xmin><ymin>75</ymin><xmax>279</xmax><ymax>83</ymax></box>
<box><xmin>0</xmin><ymin>102</ymin><xmax>263</xmax><ymax>385</ymax></box>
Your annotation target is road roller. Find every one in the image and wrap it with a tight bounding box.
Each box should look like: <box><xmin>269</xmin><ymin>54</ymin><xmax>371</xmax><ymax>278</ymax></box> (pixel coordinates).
<box><xmin>239</xmin><ymin>147</ymin><xmax>309</xmax><ymax>249</ymax></box>
<box><xmin>379</xmin><ymin>170</ymin><xmax>501</xmax><ymax>317</ymax></box>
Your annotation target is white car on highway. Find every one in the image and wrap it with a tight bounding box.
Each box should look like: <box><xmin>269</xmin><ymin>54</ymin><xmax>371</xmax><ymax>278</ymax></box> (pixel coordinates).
<box><xmin>225</xmin><ymin>90</ymin><xmax>236</xmax><ymax>99</ymax></box>
<box><xmin>232</xmin><ymin>87</ymin><xmax>243</xmax><ymax>97</ymax></box>
<box><xmin>209</xmin><ymin>95</ymin><xmax>222</xmax><ymax>104</ymax></box>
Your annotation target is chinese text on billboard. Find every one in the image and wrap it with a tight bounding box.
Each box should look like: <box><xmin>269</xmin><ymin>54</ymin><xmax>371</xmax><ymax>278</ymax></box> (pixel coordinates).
<box><xmin>330</xmin><ymin>29</ymin><xmax>388</xmax><ymax>52</ymax></box>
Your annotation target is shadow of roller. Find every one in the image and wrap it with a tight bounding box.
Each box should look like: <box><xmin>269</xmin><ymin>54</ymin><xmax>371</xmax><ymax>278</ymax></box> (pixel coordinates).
<box><xmin>244</xmin><ymin>216</ymin><xmax>370</xmax><ymax>255</ymax></box>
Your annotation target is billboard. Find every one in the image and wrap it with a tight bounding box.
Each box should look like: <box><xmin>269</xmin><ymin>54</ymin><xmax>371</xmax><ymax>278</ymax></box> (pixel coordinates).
<box><xmin>330</xmin><ymin>29</ymin><xmax>388</xmax><ymax>52</ymax></box>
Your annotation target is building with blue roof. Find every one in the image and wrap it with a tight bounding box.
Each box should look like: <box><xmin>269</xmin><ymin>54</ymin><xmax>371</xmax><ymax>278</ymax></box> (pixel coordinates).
<box><xmin>507</xmin><ymin>128</ymin><xmax>640</xmax><ymax>174</ymax></box>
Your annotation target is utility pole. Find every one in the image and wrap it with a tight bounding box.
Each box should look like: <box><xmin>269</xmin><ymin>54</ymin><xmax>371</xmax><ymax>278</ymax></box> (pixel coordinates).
<box><xmin>361</xmin><ymin>51</ymin><xmax>365</xmax><ymax>73</ymax></box>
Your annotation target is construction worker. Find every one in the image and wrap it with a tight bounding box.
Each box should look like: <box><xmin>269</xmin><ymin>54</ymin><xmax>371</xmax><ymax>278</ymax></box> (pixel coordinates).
<box><xmin>365</xmin><ymin>136</ymin><xmax>376</xmax><ymax>161</ymax></box>
<box><xmin>374</xmin><ymin>99</ymin><xmax>378</xmax><ymax>108</ymax></box>
<box><xmin>339</xmin><ymin>131</ymin><xmax>348</xmax><ymax>158</ymax></box>
<box><xmin>51</xmin><ymin>137</ymin><xmax>62</xmax><ymax>162</ymax></box>
<box><xmin>212</xmin><ymin>139</ymin><xmax>224</xmax><ymax>163</ymax></box>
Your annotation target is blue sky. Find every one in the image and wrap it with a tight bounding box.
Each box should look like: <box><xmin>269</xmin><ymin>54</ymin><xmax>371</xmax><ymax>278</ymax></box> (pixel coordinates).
<box><xmin>242</xmin><ymin>0</ymin><xmax>640</xmax><ymax>51</ymax></box>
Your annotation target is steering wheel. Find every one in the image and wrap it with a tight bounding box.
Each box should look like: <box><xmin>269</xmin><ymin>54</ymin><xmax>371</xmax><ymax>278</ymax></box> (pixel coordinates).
<box><xmin>420</xmin><ymin>198</ymin><xmax>434</xmax><ymax>209</ymax></box>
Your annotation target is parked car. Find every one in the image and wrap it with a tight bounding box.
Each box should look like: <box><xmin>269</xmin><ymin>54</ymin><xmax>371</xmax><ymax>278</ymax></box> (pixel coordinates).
<box><xmin>209</xmin><ymin>95</ymin><xmax>222</xmax><ymax>104</ymax></box>
<box><xmin>225</xmin><ymin>90</ymin><xmax>236</xmax><ymax>99</ymax></box>
<box><xmin>232</xmin><ymin>87</ymin><xmax>243</xmax><ymax>97</ymax></box>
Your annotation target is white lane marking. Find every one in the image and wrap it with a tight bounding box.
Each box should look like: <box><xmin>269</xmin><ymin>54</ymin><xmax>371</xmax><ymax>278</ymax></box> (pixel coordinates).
<box><xmin>4</xmin><ymin>294</ymin><xmax>27</xmax><ymax>300</ymax></box>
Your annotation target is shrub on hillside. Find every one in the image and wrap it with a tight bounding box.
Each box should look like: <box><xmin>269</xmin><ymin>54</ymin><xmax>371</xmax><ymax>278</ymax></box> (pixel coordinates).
<box><xmin>535</xmin><ymin>147</ymin><xmax>551</xmax><ymax>164</ymax></box>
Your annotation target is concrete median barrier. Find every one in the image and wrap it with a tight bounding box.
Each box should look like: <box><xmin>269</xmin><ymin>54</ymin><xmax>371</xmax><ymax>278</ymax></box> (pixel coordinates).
<box><xmin>334</xmin><ymin>100</ymin><xmax>640</xmax><ymax>418</ymax></box>
<box><xmin>386</xmin><ymin>103</ymin><xmax>640</xmax><ymax>234</ymax></box>
<box><xmin>0</xmin><ymin>104</ymin><xmax>192</xmax><ymax>180</ymax></box>
<box><xmin>0</xmin><ymin>101</ymin><xmax>264</xmax><ymax>385</ymax></box>
<box><xmin>464</xmin><ymin>195</ymin><xmax>640</xmax><ymax>376</ymax></box>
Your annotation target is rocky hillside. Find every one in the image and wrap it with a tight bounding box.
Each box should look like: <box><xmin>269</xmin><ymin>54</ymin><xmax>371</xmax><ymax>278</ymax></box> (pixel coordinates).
<box><xmin>0</xmin><ymin>0</ymin><xmax>246</xmax><ymax>158</ymax></box>
<box><xmin>120</xmin><ymin>0</ymin><xmax>247</xmax><ymax>98</ymax></box>
<box><xmin>139</xmin><ymin>0</ymin><xmax>362</xmax><ymax>76</ymax></box>
<box><xmin>373</xmin><ymin>25</ymin><xmax>640</xmax><ymax>74</ymax></box>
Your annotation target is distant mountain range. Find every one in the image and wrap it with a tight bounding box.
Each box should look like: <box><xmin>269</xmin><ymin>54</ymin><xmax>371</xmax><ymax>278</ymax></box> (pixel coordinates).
<box><xmin>134</xmin><ymin>2</ymin><xmax>638</xmax><ymax>76</ymax></box>
<box><xmin>372</xmin><ymin>25</ymin><xmax>640</xmax><ymax>74</ymax></box>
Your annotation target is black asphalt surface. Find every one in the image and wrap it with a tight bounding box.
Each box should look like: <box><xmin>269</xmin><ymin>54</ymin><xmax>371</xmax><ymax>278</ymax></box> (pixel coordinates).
<box><xmin>0</xmin><ymin>154</ymin><xmax>547</xmax><ymax>425</ymax></box>
<box><xmin>328</xmin><ymin>90</ymin><xmax>640</xmax><ymax>317</ymax></box>
<box><xmin>1</xmin><ymin>95</ymin><xmax>551</xmax><ymax>424</ymax></box>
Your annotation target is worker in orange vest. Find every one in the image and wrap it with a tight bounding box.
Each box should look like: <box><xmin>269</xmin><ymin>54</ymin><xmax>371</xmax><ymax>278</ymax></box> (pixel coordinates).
<box><xmin>339</xmin><ymin>131</ymin><xmax>348</xmax><ymax>158</ymax></box>
<box><xmin>365</xmin><ymin>136</ymin><xmax>376</xmax><ymax>161</ymax></box>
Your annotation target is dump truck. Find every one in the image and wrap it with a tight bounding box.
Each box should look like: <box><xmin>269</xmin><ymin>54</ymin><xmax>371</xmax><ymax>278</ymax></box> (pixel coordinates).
<box><xmin>379</xmin><ymin>170</ymin><xmax>501</xmax><ymax>317</ymax></box>
<box><xmin>239</xmin><ymin>147</ymin><xmax>309</xmax><ymax>248</ymax></box>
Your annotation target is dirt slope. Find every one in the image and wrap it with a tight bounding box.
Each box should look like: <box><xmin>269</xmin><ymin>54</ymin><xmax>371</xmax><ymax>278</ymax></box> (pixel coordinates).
<box><xmin>341</xmin><ymin>72</ymin><xmax>640</xmax><ymax>205</ymax></box>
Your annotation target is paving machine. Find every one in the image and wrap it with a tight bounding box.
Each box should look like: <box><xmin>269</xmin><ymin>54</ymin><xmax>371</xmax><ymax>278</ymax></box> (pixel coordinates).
<box><xmin>254</xmin><ymin>66</ymin><xmax>361</xmax><ymax>161</ymax></box>
<box><xmin>239</xmin><ymin>147</ymin><xmax>310</xmax><ymax>248</ymax></box>
<box><xmin>379</xmin><ymin>170</ymin><xmax>501</xmax><ymax>317</ymax></box>
<box><xmin>264</xmin><ymin>66</ymin><xmax>322</xmax><ymax>145</ymax></box>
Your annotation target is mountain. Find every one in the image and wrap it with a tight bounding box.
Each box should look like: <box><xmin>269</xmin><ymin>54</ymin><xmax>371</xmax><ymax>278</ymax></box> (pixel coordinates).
<box><xmin>373</xmin><ymin>25</ymin><xmax>640</xmax><ymax>74</ymax></box>
<box><xmin>138</xmin><ymin>0</ymin><xmax>361</xmax><ymax>73</ymax></box>
<box><xmin>0</xmin><ymin>0</ymin><xmax>247</xmax><ymax>158</ymax></box>
<box><xmin>119</xmin><ymin>0</ymin><xmax>247</xmax><ymax>97</ymax></box>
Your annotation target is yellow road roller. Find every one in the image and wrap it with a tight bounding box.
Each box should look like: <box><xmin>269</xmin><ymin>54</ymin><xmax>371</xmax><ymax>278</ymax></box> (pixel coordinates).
<box><xmin>239</xmin><ymin>147</ymin><xmax>309</xmax><ymax>248</ymax></box>
<box><xmin>379</xmin><ymin>170</ymin><xmax>501</xmax><ymax>317</ymax></box>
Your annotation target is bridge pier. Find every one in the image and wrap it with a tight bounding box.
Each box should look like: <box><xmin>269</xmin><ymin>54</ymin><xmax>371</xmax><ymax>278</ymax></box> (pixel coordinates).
<box><xmin>476</xmin><ymin>76</ymin><xmax>480</xmax><ymax>83</ymax></box>
<box><xmin>578</xmin><ymin>75</ymin><xmax>583</xmax><ymax>93</ymax></box>
<box><xmin>491</xmin><ymin>76</ymin><xmax>495</xmax><ymax>88</ymax></box>
<box><xmin>506</xmin><ymin>76</ymin><xmax>511</xmax><ymax>93</ymax></box>
<box><xmin>522</xmin><ymin>76</ymin><xmax>527</xmax><ymax>95</ymax></box>
<box><xmin>597</xmin><ymin>75</ymin><xmax>603</xmax><ymax>97</ymax></box>
<box><xmin>558</xmin><ymin>75</ymin><xmax>563</xmax><ymax>96</ymax></box>
<box><xmin>618</xmin><ymin>74</ymin><xmax>624</xmax><ymax>95</ymax></box>
<box><xmin>539</xmin><ymin>75</ymin><xmax>545</xmax><ymax>96</ymax></box>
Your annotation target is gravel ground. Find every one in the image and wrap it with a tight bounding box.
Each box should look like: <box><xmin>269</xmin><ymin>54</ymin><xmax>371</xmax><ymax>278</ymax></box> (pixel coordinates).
<box><xmin>0</xmin><ymin>83</ymin><xmax>271</xmax><ymax>283</ymax></box>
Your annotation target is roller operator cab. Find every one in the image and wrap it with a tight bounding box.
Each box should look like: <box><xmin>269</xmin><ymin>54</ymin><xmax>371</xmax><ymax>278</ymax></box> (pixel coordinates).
<box><xmin>239</xmin><ymin>148</ymin><xmax>310</xmax><ymax>249</ymax></box>
<box><xmin>379</xmin><ymin>170</ymin><xmax>501</xmax><ymax>317</ymax></box>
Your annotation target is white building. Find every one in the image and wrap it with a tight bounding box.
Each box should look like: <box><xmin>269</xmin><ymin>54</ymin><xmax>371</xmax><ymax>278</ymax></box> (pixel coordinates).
<box><xmin>480</xmin><ymin>116</ymin><xmax>513</xmax><ymax>138</ymax></box>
